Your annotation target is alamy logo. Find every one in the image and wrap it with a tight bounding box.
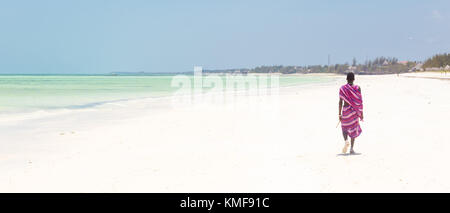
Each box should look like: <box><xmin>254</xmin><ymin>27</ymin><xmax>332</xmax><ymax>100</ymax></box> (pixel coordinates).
<box><xmin>170</xmin><ymin>66</ymin><xmax>280</xmax><ymax>112</ymax></box>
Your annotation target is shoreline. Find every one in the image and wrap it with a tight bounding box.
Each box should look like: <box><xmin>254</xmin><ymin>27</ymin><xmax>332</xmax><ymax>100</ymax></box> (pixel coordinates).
<box><xmin>0</xmin><ymin>74</ymin><xmax>339</xmax><ymax>120</ymax></box>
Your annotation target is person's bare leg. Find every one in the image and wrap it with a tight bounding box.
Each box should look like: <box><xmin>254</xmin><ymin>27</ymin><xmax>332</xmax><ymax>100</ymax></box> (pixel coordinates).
<box><xmin>342</xmin><ymin>131</ymin><xmax>348</xmax><ymax>141</ymax></box>
<box><xmin>342</xmin><ymin>131</ymin><xmax>350</xmax><ymax>154</ymax></box>
<box><xmin>350</xmin><ymin>138</ymin><xmax>355</xmax><ymax>154</ymax></box>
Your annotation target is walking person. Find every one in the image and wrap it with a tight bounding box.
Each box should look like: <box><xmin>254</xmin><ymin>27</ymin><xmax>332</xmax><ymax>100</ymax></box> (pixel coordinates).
<box><xmin>339</xmin><ymin>72</ymin><xmax>364</xmax><ymax>154</ymax></box>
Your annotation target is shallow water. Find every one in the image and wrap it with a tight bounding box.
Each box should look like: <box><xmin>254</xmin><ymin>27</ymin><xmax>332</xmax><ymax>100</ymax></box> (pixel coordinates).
<box><xmin>0</xmin><ymin>74</ymin><xmax>335</xmax><ymax>113</ymax></box>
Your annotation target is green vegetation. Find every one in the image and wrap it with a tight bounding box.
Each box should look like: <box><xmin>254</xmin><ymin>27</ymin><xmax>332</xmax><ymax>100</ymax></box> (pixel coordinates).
<box><xmin>201</xmin><ymin>53</ymin><xmax>450</xmax><ymax>75</ymax></box>
<box><xmin>204</xmin><ymin>56</ymin><xmax>417</xmax><ymax>75</ymax></box>
<box><xmin>423</xmin><ymin>53</ymin><xmax>450</xmax><ymax>69</ymax></box>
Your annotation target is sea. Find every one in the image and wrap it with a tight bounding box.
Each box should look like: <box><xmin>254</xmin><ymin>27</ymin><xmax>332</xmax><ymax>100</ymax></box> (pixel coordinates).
<box><xmin>0</xmin><ymin>74</ymin><xmax>336</xmax><ymax>113</ymax></box>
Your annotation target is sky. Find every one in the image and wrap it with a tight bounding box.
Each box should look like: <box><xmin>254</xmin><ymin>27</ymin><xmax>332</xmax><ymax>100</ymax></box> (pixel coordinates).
<box><xmin>0</xmin><ymin>0</ymin><xmax>449</xmax><ymax>74</ymax></box>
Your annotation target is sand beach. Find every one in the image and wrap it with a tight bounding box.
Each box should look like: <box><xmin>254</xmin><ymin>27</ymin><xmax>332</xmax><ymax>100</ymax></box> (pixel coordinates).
<box><xmin>0</xmin><ymin>73</ymin><xmax>449</xmax><ymax>192</ymax></box>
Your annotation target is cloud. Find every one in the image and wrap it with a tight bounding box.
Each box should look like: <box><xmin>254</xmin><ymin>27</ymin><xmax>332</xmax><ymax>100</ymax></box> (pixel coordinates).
<box><xmin>431</xmin><ymin>10</ymin><xmax>443</xmax><ymax>20</ymax></box>
<box><xmin>425</xmin><ymin>37</ymin><xmax>440</xmax><ymax>45</ymax></box>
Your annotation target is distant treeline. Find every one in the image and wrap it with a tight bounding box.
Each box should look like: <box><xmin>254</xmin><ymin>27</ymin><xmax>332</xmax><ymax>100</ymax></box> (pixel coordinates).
<box><xmin>204</xmin><ymin>56</ymin><xmax>418</xmax><ymax>75</ymax></box>
<box><xmin>423</xmin><ymin>53</ymin><xmax>450</xmax><ymax>69</ymax></box>
<box><xmin>112</xmin><ymin>54</ymin><xmax>448</xmax><ymax>76</ymax></box>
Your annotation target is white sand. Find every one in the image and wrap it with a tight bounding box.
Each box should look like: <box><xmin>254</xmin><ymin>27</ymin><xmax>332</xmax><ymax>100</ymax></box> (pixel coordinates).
<box><xmin>1</xmin><ymin>73</ymin><xmax>449</xmax><ymax>192</ymax></box>
<box><xmin>402</xmin><ymin>71</ymin><xmax>450</xmax><ymax>80</ymax></box>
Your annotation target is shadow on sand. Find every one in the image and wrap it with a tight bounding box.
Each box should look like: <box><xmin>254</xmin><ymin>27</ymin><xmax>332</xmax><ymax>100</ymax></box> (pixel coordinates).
<box><xmin>336</xmin><ymin>153</ymin><xmax>362</xmax><ymax>157</ymax></box>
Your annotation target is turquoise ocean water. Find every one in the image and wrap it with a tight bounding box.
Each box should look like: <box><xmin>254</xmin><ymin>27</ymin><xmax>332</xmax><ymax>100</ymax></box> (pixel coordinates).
<box><xmin>0</xmin><ymin>74</ymin><xmax>335</xmax><ymax>113</ymax></box>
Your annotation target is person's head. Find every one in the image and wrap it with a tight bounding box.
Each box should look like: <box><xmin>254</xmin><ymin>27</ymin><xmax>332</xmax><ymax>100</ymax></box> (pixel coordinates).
<box><xmin>346</xmin><ymin>72</ymin><xmax>355</xmax><ymax>84</ymax></box>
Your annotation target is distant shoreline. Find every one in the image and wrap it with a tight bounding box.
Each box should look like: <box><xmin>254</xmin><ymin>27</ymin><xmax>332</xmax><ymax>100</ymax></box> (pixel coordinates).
<box><xmin>400</xmin><ymin>72</ymin><xmax>450</xmax><ymax>80</ymax></box>
<box><xmin>0</xmin><ymin>71</ymin><xmax>441</xmax><ymax>76</ymax></box>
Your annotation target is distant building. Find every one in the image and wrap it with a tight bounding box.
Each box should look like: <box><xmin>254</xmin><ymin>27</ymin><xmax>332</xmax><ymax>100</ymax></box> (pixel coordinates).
<box><xmin>398</xmin><ymin>61</ymin><xmax>409</xmax><ymax>65</ymax></box>
<box><xmin>382</xmin><ymin>60</ymin><xmax>390</xmax><ymax>66</ymax></box>
<box><xmin>411</xmin><ymin>63</ymin><xmax>423</xmax><ymax>72</ymax></box>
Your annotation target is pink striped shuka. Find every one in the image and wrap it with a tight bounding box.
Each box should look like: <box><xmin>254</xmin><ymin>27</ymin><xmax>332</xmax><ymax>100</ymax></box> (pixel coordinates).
<box><xmin>339</xmin><ymin>83</ymin><xmax>363</xmax><ymax>139</ymax></box>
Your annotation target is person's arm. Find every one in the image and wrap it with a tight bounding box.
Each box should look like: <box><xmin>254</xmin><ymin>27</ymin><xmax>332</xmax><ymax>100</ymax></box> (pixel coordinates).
<box><xmin>359</xmin><ymin>87</ymin><xmax>364</xmax><ymax>121</ymax></box>
<box><xmin>339</xmin><ymin>98</ymin><xmax>343</xmax><ymax>121</ymax></box>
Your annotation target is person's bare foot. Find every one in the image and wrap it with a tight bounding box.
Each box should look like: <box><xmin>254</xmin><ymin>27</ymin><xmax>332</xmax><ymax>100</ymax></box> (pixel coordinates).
<box><xmin>342</xmin><ymin>141</ymin><xmax>350</xmax><ymax>154</ymax></box>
